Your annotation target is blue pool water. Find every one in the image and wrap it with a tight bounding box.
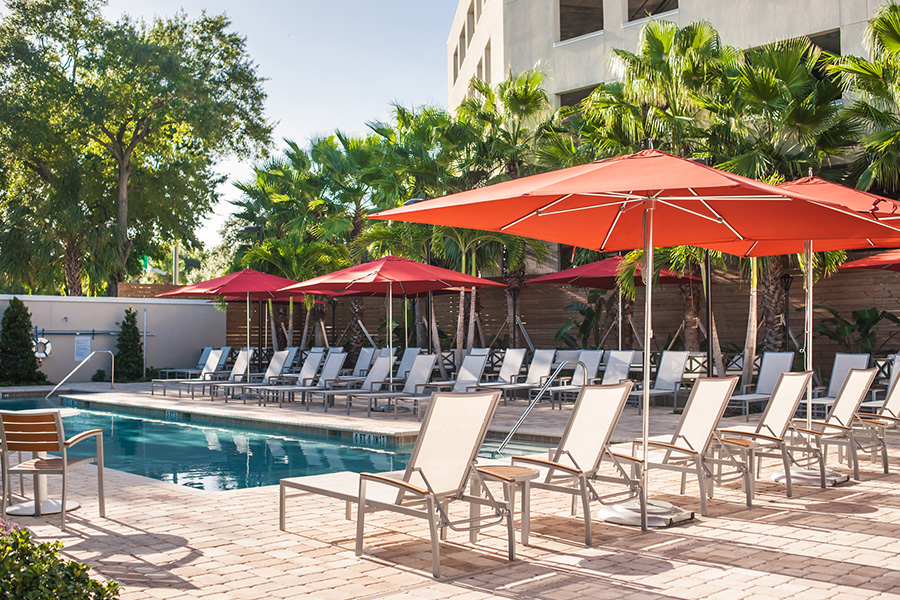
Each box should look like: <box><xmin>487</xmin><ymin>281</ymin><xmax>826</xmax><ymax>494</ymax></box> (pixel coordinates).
<box><xmin>0</xmin><ymin>397</ymin><xmax>543</xmax><ymax>492</ymax></box>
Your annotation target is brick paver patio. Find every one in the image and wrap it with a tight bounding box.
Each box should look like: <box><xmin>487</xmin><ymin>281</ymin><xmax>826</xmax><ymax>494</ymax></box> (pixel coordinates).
<box><xmin>6</xmin><ymin>383</ymin><xmax>900</xmax><ymax>599</ymax></box>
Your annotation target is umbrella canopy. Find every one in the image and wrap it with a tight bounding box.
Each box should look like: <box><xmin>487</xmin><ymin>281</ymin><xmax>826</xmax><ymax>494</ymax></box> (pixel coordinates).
<box><xmin>525</xmin><ymin>256</ymin><xmax>699</xmax><ymax>288</ymax></box>
<box><xmin>370</xmin><ymin>149</ymin><xmax>900</xmax><ymax>530</ymax></box>
<box><xmin>277</xmin><ymin>256</ymin><xmax>505</xmax><ymax>295</ymax></box>
<box><xmin>839</xmin><ymin>249</ymin><xmax>900</xmax><ymax>272</ymax></box>
<box><xmin>158</xmin><ymin>269</ymin><xmax>300</xmax><ymax>298</ymax></box>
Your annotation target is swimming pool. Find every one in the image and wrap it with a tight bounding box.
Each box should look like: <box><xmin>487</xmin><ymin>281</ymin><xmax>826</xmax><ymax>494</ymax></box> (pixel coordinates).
<box><xmin>0</xmin><ymin>397</ymin><xmax>546</xmax><ymax>492</ymax></box>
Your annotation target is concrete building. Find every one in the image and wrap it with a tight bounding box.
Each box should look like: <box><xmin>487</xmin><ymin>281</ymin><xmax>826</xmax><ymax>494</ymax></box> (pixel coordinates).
<box><xmin>448</xmin><ymin>0</ymin><xmax>891</xmax><ymax>111</ymax></box>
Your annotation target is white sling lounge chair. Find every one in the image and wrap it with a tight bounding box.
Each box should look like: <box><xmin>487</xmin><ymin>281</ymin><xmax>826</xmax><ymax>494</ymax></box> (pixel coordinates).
<box><xmin>468</xmin><ymin>348</ymin><xmax>526</xmax><ymax>403</ymax></box>
<box><xmin>727</xmin><ymin>352</ymin><xmax>795</xmax><ymax>421</ymax></box>
<box><xmin>393</xmin><ymin>347</ymin><xmax>421</xmax><ymax>381</ymax></box>
<box><xmin>796</xmin><ymin>368</ymin><xmax>880</xmax><ymax>481</ymax></box>
<box><xmin>808</xmin><ymin>353</ymin><xmax>870</xmax><ymax>416</ymax></box>
<box><xmin>306</xmin><ymin>355</ymin><xmax>393</xmax><ymax>414</ymax></box>
<box><xmin>281</xmin><ymin>350</ymin><xmax>325</xmax><ymax>385</ymax></box>
<box><xmin>280</xmin><ymin>390</ymin><xmax>512</xmax><ymax>578</ymax></box>
<box><xmin>256</xmin><ymin>352</ymin><xmax>348</xmax><ymax>409</ymax></box>
<box><xmin>633</xmin><ymin>376</ymin><xmax>747</xmax><ymax>516</ymax></box>
<box><xmin>407</xmin><ymin>354</ymin><xmax>488</xmax><ymax>420</ymax></box>
<box><xmin>543</xmin><ymin>349</ymin><xmax>604</xmax><ymax>409</ymax></box>
<box><xmin>158</xmin><ymin>346</ymin><xmax>214</xmax><ymax>379</ymax></box>
<box><xmin>599</xmin><ymin>350</ymin><xmax>635</xmax><ymax>385</ymax></box>
<box><xmin>510</xmin><ymin>382</ymin><xmax>645</xmax><ymax>544</ymax></box>
<box><xmin>211</xmin><ymin>350</ymin><xmax>291</xmax><ymax>402</ymax></box>
<box><xmin>151</xmin><ymin>348</ymin><xmax>224</xmax><ymax>396</ymax></box>
<box><xmin>718</xmin><ymin>371</ymin><xmax>816</xmax><ymax>497</ymax></box>
<box><xmin>473</xmin><ymin>349</ymin><xmax>555</xmax><ymax>401</ymax></box>
<box><xmin>178</xmin><ymin>349</ymin><xmax>252</xmax><ymax>399</ymax></box>
<box><xmin>856</xmin><ymin>361</ymin><xmax>900</xmax><ymax>464</ymax></box>
<box><xmin>341</xmin><ymin>347</ymin><xmax>376</xmax><ymax>379</ymax></box>
<box><xmin>353</xmin><ymin>354</ymin><xmax>438</xmax><ymax>418</ymax></box>
<box><xmin>628</xmin><ymin>350</ymin><xmax>690</xmax><ymax>411</ymax></box>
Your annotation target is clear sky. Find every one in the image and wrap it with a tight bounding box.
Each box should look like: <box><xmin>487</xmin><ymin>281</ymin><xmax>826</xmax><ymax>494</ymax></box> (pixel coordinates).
<box><xmin>102</xmin><ymin>0</ymin><xmax>460</xmax><ymax>247</ymax></box>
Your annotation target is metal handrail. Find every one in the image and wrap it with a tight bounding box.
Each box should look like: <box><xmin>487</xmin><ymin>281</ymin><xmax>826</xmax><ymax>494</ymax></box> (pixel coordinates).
<box><xmin>493</xmin><ymin>360</ymin><xmax>586</xmax><ymax>456</ymax></box>
<box><xmin>45</xmin><ymin>350</ymin><xmax>115</xmax><ymax>399</ymax></box>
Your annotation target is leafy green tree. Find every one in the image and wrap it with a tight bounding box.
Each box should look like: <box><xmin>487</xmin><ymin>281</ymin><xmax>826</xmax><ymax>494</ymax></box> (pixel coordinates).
<box><xmin>0</xmin><ymin>297</ymin><xmax>47</xmax><ymax>384</ymax></box>
<box><xmin>115</xmin><ymin>307</ymin><xmax>143</xmax><ymax>380</ymax></box>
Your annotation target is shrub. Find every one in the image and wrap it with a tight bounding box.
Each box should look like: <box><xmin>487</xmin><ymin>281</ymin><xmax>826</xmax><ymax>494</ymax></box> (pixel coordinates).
<box><xmin>0</xmin><ymin>297</ymin><xmax>48</xmax><ymax>384</ymax></box>
<box><xmin>115</xmin><ymin>307</ymin><xmax>143</xmax><ymax>381</ymax></box>
<box><xmin>91</xmin><ymin>369</ymin><xmax>106</xmax><ymax>382</ymax></box>
<box><xmin>0</xmin><ymin>526</ymin><xmax>119</xmax><ymax>599</ymax></box>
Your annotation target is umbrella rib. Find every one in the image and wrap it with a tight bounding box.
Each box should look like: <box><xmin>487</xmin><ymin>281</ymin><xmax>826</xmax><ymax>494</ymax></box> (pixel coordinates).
<box><xmin>698</xmin><ymin>199</ymin><xmax>744</xmax><ymax>240</ymax></box>
<box><xmin>539</xmin><ymin>199</ymin><xmax>636</xmax><ymax>217</ymax></box>
<box><xmin>814</xmin><ymin>201</ymin><xmax>900</xmax><ymax>234</ymax></box>
<box><xmin>600</xmin><ymin>204</ymin><xmax>626</xmax><ymax>250</ymax></box>
<box><xmin>655</xmin><ymin>199</ymin><xmax>733</xmax><ymax>226</ymax></box>
<box><xmin>500</xmin><ymin>195</ymin><xmax>572</xmax><ymax>231</ymax></box>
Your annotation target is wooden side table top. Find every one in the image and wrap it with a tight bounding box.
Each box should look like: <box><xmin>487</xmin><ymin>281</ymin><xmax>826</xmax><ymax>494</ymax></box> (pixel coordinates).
<box><xmin>476</xmin><ymin>465</ymin><xmax>539</xmax><ymax>483</ymax></box>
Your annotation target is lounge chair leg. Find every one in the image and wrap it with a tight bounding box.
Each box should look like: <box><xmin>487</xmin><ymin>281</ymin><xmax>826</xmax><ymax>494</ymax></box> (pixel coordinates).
<box><xmin>355</xmin><ymin>480</ymin><xmax>368</xmax><ymax>557</ymax></box>
<box><xmin>781</xmin><ymin>445</ymin><xmax>793</xmax><ymax>498</ymax></box>
<box><xmin>439</xmin><ymin>501</ymin><xmax>449</xmax><ymax>540</ymax></box>
<box><xmin>580</xmin><ymin>478</ymin><xmax>592</xmax><ymax>546</ymax></box>
<box><xmin>60</xmin><ymin>470</ymin><xmax>67</xmax><ymax>530</ymax></box>
<box><xmin>695</xmin><ymin>458</ymin><xmax>708</xmax><ymax>517</ymax></box>
<box><xmin>849</xmin><ymin>434</ymin><xmax>860</xmax><ymax>480</ymax></box>
<box><xmin>279</xmin><ymin>483</ymin><xmax>286</xmax><ymax>530</ymax></box>
<box><xmin>745</xmin><ymin>450</ymin><xmax>754</xmax><ymax>507</ymax></box>
<box><xmin>427</xmin><ymin>497</ymin><xmax>441</xmax><ymax>578</ymax></box>
<box><xmin>521</xmin><ymin>480</ymin><xmax>530</xmax><ymax>547</ymax></box>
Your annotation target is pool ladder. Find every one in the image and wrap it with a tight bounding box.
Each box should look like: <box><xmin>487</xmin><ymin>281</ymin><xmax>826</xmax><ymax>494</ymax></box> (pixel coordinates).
<box><xmin>46</xmin><ymin>350</ymin><xmax>115</xmax><ymax>399</ymax></box>
<box><xmin>492</xmin><ymin>360</ymin><xmax>586</xmax><ymax>457</ymax></box>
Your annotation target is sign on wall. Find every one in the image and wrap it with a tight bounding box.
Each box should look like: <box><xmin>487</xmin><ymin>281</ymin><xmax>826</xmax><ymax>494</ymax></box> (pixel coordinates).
<box><xmin>74</xmin><ymin>337</ymin><xmax>92</xmax><ymax>362</ymax></box>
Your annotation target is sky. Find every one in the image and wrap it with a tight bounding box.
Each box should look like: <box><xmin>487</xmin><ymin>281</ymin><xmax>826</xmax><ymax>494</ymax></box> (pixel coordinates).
<box><xmin>101</xmin><ymin>0</ymin><xmax>461</xmax><ymax>247</ymax></box>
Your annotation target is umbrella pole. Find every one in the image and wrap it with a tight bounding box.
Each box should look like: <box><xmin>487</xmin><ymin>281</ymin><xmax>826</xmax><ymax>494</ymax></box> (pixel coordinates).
<box><xmin>404</xmin><ymin>296</ymin><xmax>408</xmax><ymax>349</ymax></box>
<box><xmin>805</xmin><ymin>241</ymin><xmax>813</xmax><ymax>429</ymax></box>
<box><xmin>388</xmin><ymin>284</ymin><xmax>393</xmax><ymax>390</ymax></box>
<box><xmin>640</xmin><ymin>203</ymin><xmax>654</xmax><ymax>533</ymax></box>
<box><xmin>246</xmin><ymin>292</ymin><xmax>251</xmax><ymax>383</ymax></box>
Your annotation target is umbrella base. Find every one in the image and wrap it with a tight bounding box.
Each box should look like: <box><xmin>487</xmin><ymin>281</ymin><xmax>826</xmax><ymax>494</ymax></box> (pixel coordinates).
<box><xmin>597</xmin><ymin>498</ymin><xmax>694</xmax><ymax>528</ymax></box>
<box><xmin>770</xmin><ymin>467</ymin><xmax>850</xmax><ymax>487</ymax></box>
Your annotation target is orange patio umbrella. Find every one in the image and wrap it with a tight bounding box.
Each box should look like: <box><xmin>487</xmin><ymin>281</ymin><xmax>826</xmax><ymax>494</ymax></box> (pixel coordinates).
<box><xmin>840</xmin><ymin>248</ymin><xmax>900</xmax><ymax>271</ymax></box>
<box><xmin>371</xmin><ymin>149</ymin><xmax>900</xmax><ymax>529</ymax></box>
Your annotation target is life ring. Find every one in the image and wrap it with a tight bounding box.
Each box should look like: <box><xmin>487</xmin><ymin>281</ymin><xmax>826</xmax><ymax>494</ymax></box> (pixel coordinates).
<box><xmin>33</xmin><ymin>337</ymin><xmax>52</xmax><ymax>359</ymax></box>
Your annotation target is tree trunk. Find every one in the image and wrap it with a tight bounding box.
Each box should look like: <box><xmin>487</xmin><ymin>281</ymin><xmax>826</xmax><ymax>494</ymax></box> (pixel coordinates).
<box><xmin>415</xmin><ymin>298</ymin><xmax>427</xmax><ymax>348</ymax></box>
<box><xmin>710</xmin><ymin>314</ymin><xmax>726</xmax><ymax>378</ymax></box>
<box><xmin>288</xmin><ymin>298</ymin><xmax>295</xmax><ymax>347</ymax></box>
<box><xmin>313</xmin><ymin>305</ymin><xmax>326</xmax><ymax>346</ymax></box>
<box><xmin>761</xmin><ymin>256</ymin><xmax>788</xmax><ymax>352</ymax></box>
<box><xmin>63</xmin><ymin>238</ymin><xmax>83</xmax><ymax>297</ymax></box>
<box><xmin>679</xmin><ymin>270</ymin><xmax>703</xmax><ymax>351</ymax></box>
<box><xmin>431</xmin><ymin>301</ymin><xmax>448</xmax><ymax>379</ymax></box>
<box><xmin>742</xmin><ymin>258</ymin><xmax>759</xmax><ymax>388</ymax></box>
<box><xmin>622</xmin><ymin>296</ymin><xmax>634</xmax><ymax>349</ymax></box>
<box><xmin>506</xmin><ymin>288</ymin><xmax>516</xmax><ymax>347</ymax></box>
<box><xmin>348</xmin><ymin>297</ymin><xmax>364</xmax><ymax>364</ymax></box>
<box><xmin>299</xmin><ymin>308</ymin><xmax>311</xmax><ymax>350</ymax></box>
<box><xmin>467</xmin><ymin>287</ymin><xmax>477</xmax><ymax>350</ymax></box>
<box><xmin>113</xmin><ymin>158</ymin><xmax>133</xmax><ymax>296</ymax></box>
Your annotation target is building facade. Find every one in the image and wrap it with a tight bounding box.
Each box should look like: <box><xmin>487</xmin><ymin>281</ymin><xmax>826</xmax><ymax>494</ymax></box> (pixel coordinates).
<box><xmin>448</xmin><ymin>0</ymin><xmax>890</xmax><ymax>110</ymax></box>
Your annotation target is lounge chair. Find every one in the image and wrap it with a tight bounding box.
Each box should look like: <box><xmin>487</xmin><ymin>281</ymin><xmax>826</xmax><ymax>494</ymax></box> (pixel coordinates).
<box><xmin>151</xmin><ymin>348</ymin><xmax>224</xmax><ymax>396</ymax></box>
<box><xmin>599</xmin><ymin>350</ymin><xmax>635</xmax><ymax>385</ymax></box>
<box><xmin>353</xmin><ymin>354</ymin><xmax>438</xmax><ymax>417</ymax></box>
<box><xmin>808</xmin><ymin>353</ymin><xmax>870</xmax><ymax>417</ymax></box>
<box><xmin>628</xmin><ymin>350</ymin><xmax>690</xmax><ymax>411</ymax></box>
<box><xmin>510</xmin><ymin>382</ymin><xmax>643</xmax><ymax>545</ymax></box>
<box><xmin>468</xmin><ymin>348</ymin><xmax>526</xmax><ymax>402</ymax></box>
<box><xmin>279</xmin><ymin>390</ymin><xmax>511</xmax><ymax>579</ymax></box>
<box><xmin>727</xmin><ymin>352</ymin><xmax>795</xmax><ymax>421</ymax></box>
<box><xmin>306</xmin><ymin>355</ymin><xmax>393</xmax><ymax>414</ymax></box>
<box><xmin>280</xmin><ymin>350</ymin><xmax>325</xmax><ymax>385</ymax></box>
<box><xmin>408</xmin><ymin>354</ymin><xmax>488</xmax><ymax>420</ymax></box>
<box><xmin>158</xmin><ymin>346</ymin><xmax>213</xmax><ymax>379</ymax></box>
<box><xmin>718</xmin><ymin>371</ymin><xmax>815</xmax><ymax>497</ymax></box>
<box><xmin>796</xmin><ymin>368</ymin><xmax>881</xmax><ymax>481</ymax></box>
<box><xmin>861</xmin><ymin>354</ymin><xmax>900</xmax><ymax>411</ymax></box>
<box><xmin>393</xmin><ymin>347</ymin><xmax>421</xmax><ymax>380</ymax></box>
<box><xmin>256</xmin><ymin>352</ymin><xmax>347</xmax><ymax>409</ymax></box>
<box><xmin>472</xmin><ymin>349</ymin><xmax>555</xmax><ymax>402</ymax></box>
<box><xmin>210</xmin><ymin>350</ymin><xmax>291</xmax><ymax>402</ymax></box>
<box><xmin>0</xmin><ymin>410</ymin><xmax>104</xmax><ymax>530</ymax></box>
<box><xmin>856</xmin><ymin>361</ymin><xmax>900</xmax><ymax>465</ymax></box>
<box><xmin>341</xmin><ymin>347</ymin><xmax>376</xmax><ymax>379</ymax></box>
<box><xmin>633</xmin><ymin>376</ymin><xmax>747</xmax><ymax>516</ymax></box>
<box><xmin>542</xmin><ymin>349</ymin><xmax>604</xmax><ymax>409</ymax></box>
<box><xmin>178</xmin><ymin>349</ymin><xmax>252</xmax><ymax>399</ymax></box>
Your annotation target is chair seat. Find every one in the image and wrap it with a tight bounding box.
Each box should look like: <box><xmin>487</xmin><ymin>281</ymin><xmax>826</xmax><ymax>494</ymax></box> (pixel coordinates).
<box><xmin>10</xmin><ymin>456</ymin><xmax>95</xmax><ymax>474</ymax></box>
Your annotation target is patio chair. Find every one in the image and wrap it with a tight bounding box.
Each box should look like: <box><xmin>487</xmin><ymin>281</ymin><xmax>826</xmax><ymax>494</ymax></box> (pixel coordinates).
<box><xmin>281</xmin><ymin>350</ymin><xmax>325</xmax><ymax>385</ymax></box>
<box><xmin>158</xmin><ymin>346</ymin><xmax>213</xmax><ymax>379</ymax></box>
<box><xmin>178</xmin><ymin>348</ymin><xmax>252</xmax><ymax>399</ymax></box>
<box><xmin>354</xmin><ymin>353</ymin><xmax>438</xmax><ymax>417</ymax></box>
<box><xmin>510</xmin><ymin>382</ymin><xmax>643</xmax><ymax>545</ymax></box>
<box><xmin>796</xmin><ymin>368</ymin><xmax>881</xmax><ymax>481</ymax></box>
<box><xmin>407</xmin><ymin>354</ymin><xmax>488</xmax><ymax>420</ymax></box>
<box><xmin>599</xmin><ymin>350</ymin><xmax>635</xmax><ymax>385</ymax></box>
<box><xmin>393</xmin><ymin>347</ymin><xmax>421</xmax><ymax>380</ymax></box>
<box><xmin>151</xmin><ymin>348</ymin><xmax>224</xmax><ymax>396</ymax></box>
<box><xmin>468</xmin><ymin>348</ymin><xmax>526</xmax><ymax>402</ymax></box>
<box><xmin>856</xmin><ymin>362</ymin><xmax>900</xmax><ymax>463</ymax></box>
<box><xmin>210</xmin><ymin>350</ymin><xmax>291</xmax><ymax>402</ymax></box>
<box><xmin>542</xmin><ymin>349</ymin><xmax>604</xmax><ymax>409</ymax></box>
<box><xmin>280</xmin><ymin>390</ymin><xmax>511</xmax><ymax>579</ymax></box>
<box><xmin>341</xmin><ymin>347</ymin><xmax>376</xmax><ymax>379</ymax></box>
<box><xmin>632</xmin><ymin>376</ymin><xmax>748</xmax><ymax>516</ymax></box>
<box><xmin>256</xmin><ymin>352</ymin><xmax>348</xmax><ymax>409</ymax></box>
<box><xmin>718</xmin><ymin>371</ymin><xmax>816</xmax><ymax>497</ymax></box>
<box><xmin>0</xmin><ymin>410</ymin><xmax>104</xmax><ymax>530</ymax></box>
<box><xmin>628</xmin><ymin>350</ymin><xmax>690</xmax><ymax>412</ymax></box>
<box><xmin>861</xmin><ymin>354</ymin><xmax>900</xmax><ymax>411</ymax></box>
<box><xmin>727</xmin><ymin>352</ymin><xmax>795</xmax><ymax>421</ymax></box>
<box><xmin>807</xmin><ymin>353</ymin><xmax>870</xmax><ymax>417</ymax></box>
<box><xmin>471</xmin><ymin>349</ymin><xmax>555</xmax><ymax>402</ymax></box>
<box><xmin>306</xmin><ymin>355</ymin><xmax>393</xmax><ymax>414</ymax></box>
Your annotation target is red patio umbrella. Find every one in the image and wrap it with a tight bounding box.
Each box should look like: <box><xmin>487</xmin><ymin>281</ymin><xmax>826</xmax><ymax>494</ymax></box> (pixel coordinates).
<box><xmin>371</xmin><ymin>149</ymin><xmax>900</xmax><ymax>529</ymax></box>
<box><xmin>840</xmin><ymin>249</ymin><xmax>900</xmax><ymax>271</ymax></box>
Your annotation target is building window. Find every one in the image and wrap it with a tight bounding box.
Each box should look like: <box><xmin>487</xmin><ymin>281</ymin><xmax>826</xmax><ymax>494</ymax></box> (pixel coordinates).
<box><xmin>477</xmin><ymin>58</ymin><xmax>483</xmax><ymax>81</ymax></box>
<box><xmin>484</xmin><ymin>41</ymin><xmax>492</xmax><ymax>84</ymax></box>
<box><xmin>476</xmin><ymin>0</ymin><xmax>482</xmax><ymax>22</ymax></box>
<box><xmin>559</xmin><ymin>0</ymin><xmax>604</xmax><ymax>42</ymax></box>
<box><xmin>453</xmin><ymin>48</ymin><xmax>459</xmax><ymax>83</ymax></box>
<box><xmin>627</xmin><ymin>0</ymin><xmax>678</xmax><ymax>23</ymax></box>
<box><xmin>459</xmin><ymin>32</ymin><xmax>466</xmax><ymax>63</ymax></box>
<box><xmin>467</xmin><ymin>2</ymin><xmax>475</xmax><ymax>46</ymax></box>
<box><xmin>558</xmin><ymin>86</ymin><xmax>598</xmax><ymax>107</ymax></box>
<box><xmin>809</xmin><ymin>29</ymin><xmax>841</xmax><ymax>56</ymax></box>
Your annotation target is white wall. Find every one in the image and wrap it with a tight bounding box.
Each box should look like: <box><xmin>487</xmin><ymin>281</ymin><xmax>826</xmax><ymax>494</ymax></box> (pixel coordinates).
<box><xmin>0</xmin><ymin>295</ymin><xmax>226</xmax><ymax>383</ymax></box>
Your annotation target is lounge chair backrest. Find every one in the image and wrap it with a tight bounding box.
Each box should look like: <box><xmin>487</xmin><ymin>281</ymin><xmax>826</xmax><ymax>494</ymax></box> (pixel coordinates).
<box><xmin>880</xmin><ymin>356</ymin><xmax>900</xmax><ymax>417</ymax></box>
<box><xmin>261</xmin><ymin>351</ymin><xmax>290</xmax><ymax>384</ymax></box>
<box><xmin>601</xmin><ymin>351</ymin><xmax>634</xmax><ymax>385</ymax></box>
<box><xmin>0</xmin><ymin>410</ymin><xmax>65</xmax><ymax>454</ymax></box>
<box><xmin>196</xmin><ymin>346</ymin><xmax>214</xmax><ymax>370</ymax></box>
<box><xmin>375</xmin><ymin>347</ymin><xmax>397</xmax><ymax>365</ymax></box>
<box><xmin>362</xmin><ymin>356</ymin><xmax>392</xmax><ymax>391</ymax></box>
<box><xmin>352</xmin><ymin>348</ymin><xmax>376</xmax><ymax>377</ymax></box>
<box><xmin>632</xmin><ymin>351</ymin><xmax>643</xmax><ymax>367</ymax></box>
<box><xmin>572</xmin><ymin>350</ymin><xmax>604</xmax><ymax>386</ymax></box>
<box><xmin>200</xmin><ymin>349</ymin><xmax>224</xmax><ymax>377</ymax></box>
<box><xmin>827</xmin><ymin>368</ymin><xmax>877</xmax><ymax>426</ymax></box>
<box><xmin>327</xmin><ymin>347</ymin><xmax>344</xmax><ymax>357</ymax></box>
<box><xmin>452</xmin><ymin>354</ymin><xmax>488</xmax><ymax>393</ymax></box>
<box><xmin>672</xmin><ymin>376</ymin><xmax>739</xmax><ymax>454</ymax></box>
<box><xmin>524</xmin><ymin>350</ymin><xmax>555</xmax><ymax>384</ymax></box>
<box><xmin>553</xmin><ymin>382</ymin><xmax>633</xmax><ymax>476</ymax></box>
<box><xmin>468</xmin><ymin>348</ymin><xmax>490</xmax><ymax>355</ymax></box>
<box><xmin>316</xmin><ymin>353</ymin><xmax>348</xmax><ymax>389</ymax></box>
<box><xmin>826</xmin><ymin>353</ymin><xmax>870</xmax><ymax>398</ymax></box>
<box><xmin>395</xmin><ymin>348</ymin><xmax>421</xmax><ymax>379</ymax></box>
<box><xmin>403</xmin><ymin>390</ymin><xmax>501</xmax><ymax>499</ymax></box>
<box><xmin>755</xmin><ymin>352</ymin><xmax>795</xmax><ymax>395</ymax></box>
<box><xmin>297</xmin><ymin>351</ymin><xmax>325</xmax><ymax>382</ymax></box>
<box><xmin>495</xmin><ymin>348</ymin><xmax>527</xmax><ymax>384</ymax></box>
<box><xmin>402</xmin><ymin>354</ymin><xmax>437</xmax><ymax>393</ymax></box>
<box><xmin>757</xmin><ymin>371</ymin><xmax>812</xmax><ymax>438</ymax></box>
<box><xmin>230</xmin><ymin>349</ymin><xmax>252</xmax><ymax>382</ymax></box>
<box><xmin>284</xmin><ymin>347</ymin><xmax>299</xmax><ymax>369</ymax></box>
<box><xmin>555</xmin><ymin>350</ymin><xmax>581</xmax><ymax>366</ymax></box>
<box><xmin>216</xmin><ymin>347</ymin><xmax>232</xmax><ymax>370</ymax></box>
<box><xmin>653</xmin><ymin>351</ymin><xmax>690</xmax><ymax>391</ymax></box>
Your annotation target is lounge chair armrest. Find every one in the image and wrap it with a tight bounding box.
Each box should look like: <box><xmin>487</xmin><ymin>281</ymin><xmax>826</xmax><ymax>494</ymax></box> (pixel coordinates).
<box><xmin>587</xmin><ymin>377</ymin><xmax>604</xmax><ymax>384</ymax></box>
<box><xmin>812</xmin><ymin>385</ymin><xmax>827</xmax><ymax>397</ymax></box>
<box><xmin>359</xmin><ymin>472</ymin><xmax>427</xmax><ymax>496</ymax></box>
<box><xmin>634</xmin><ymin>439</ymin><xmax>697</xmax><ymax>455</ymax></box>
<box><xmin>718</xmin><ymin>429</ymin><xmax>782</xmax><ymax>443</ymax></box>
<box><xmin>511</xmin><ymin>456</ymin><xmax>581</xmax><ymax>475</ymax></box>
<box><xmin>719</xmin><ymin>437</ymin><xmax>755</xmax><ymax>448</ymax></box>
<box><xmin>868</xmin><ymin>413</ymin><xmax>900</xmax><ymax>423</ymax></box>
<box><xmin>609</xmin><ymin>451</ymin><xmax>643</xmax><ymax>463</ymax></box>
<box><xmin>791</xmin><ymin>425</ymin><xmax>820</xmax><ymax>436</ymax></box>
<box><xmin>66</xmin><ymin>429</ymin><xmax>102</xmax><ymax>447</ymax></box>
<box><xmin>510</xmin><ymin>374</ymin><xmax>527</xmax><ymax>383</ymax></box>
<box><xmin>741</xmin><ymin>383</ymin><xmax>758</xmax><ymax>395</ymax></box>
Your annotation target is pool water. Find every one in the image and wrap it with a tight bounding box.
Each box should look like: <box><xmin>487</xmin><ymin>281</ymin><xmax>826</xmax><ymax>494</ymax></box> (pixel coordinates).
<box><xmin>0</xmin><ymin>397</ymin><xmax>547</xmax><ymax>492</ymax></box>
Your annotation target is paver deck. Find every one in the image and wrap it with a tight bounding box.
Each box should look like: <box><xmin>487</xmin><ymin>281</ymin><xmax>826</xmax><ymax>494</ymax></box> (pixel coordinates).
<box><xmin>5</xmin><ymin>383</ymin><xmax>900</xmax><ymax>599</ymax></box>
